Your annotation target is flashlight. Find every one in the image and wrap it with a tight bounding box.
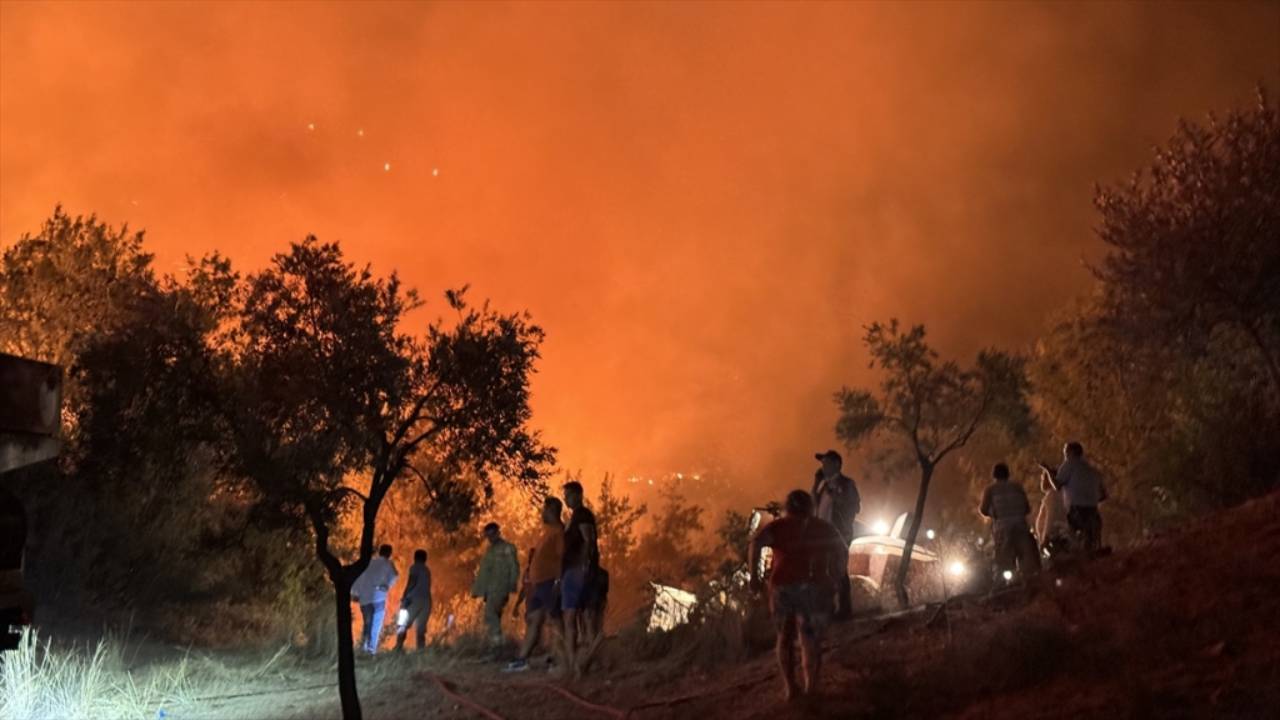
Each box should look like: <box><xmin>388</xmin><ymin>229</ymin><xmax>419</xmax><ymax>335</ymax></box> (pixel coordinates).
<box><xmin>925</xmin><ymin>529</ymin><xmax>936</xmax><ymax>540</ymax></box>
<box><xmin>947</xmin><ymin>561</ymin><xmax>966</xmax><ymax>577</ymax></box>
<box><xmin>1002</xmin><ymin>570</ymin><xmax>1014</xmax><ymax>581</ymax></box>
<box><xmin>872</xmin><ymin>519</ymin><xmax>890</xmax><ymax>535</ymax></box>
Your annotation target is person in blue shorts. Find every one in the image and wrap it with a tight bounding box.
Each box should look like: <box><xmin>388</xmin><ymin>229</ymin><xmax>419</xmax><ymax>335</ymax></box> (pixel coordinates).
<box><xmin>559</xmin><ymin>481</ymin><xmax>599</xmax><ymax>677</ymax></box>
<box><xmin>504</xmin><ymin>497</ymin><xmax>564</xmax><ymax>672</ymax></box>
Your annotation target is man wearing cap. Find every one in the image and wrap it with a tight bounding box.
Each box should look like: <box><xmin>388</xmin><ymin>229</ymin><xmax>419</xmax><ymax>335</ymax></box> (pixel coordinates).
<box><xmin>812</xmin><ymin>450</ymin><xmax>860</xmax><ymax>621</ymax></box>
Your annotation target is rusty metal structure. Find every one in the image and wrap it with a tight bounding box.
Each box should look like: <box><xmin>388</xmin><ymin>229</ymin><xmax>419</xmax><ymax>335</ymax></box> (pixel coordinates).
<box><xmin>1</xmin><ymin>352</ymin><xmax>62</xmax><ymax>649</ymax></box>
<box><xmin>1</xmin><ymin>352</ymin><xmax>62</xmax><ymax>473</ymax></box>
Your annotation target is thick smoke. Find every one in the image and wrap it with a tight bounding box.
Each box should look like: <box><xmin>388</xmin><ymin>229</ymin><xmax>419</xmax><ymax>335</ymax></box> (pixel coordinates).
<box><xmin>2</xmin><ymin>2</ymin><xmax>1277</xmax><ymax>501</ymax></box>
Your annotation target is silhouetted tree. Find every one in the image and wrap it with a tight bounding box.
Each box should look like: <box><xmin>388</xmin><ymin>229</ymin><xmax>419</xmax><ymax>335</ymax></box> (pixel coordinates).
<box><xmin>0</xmin><ymin>207</ymin><xmax>156</xmax><ymax>402</ymax></box>
<box><xmin>594</xmin><ymin>473</ymin><xmax>647</xmax><ymax>573</ymax></box>
<box><xmin>222</xmin><ymin>238</ymin><xmax>553</xmax><ymax>720</ymax></box>
<box><xmin>636</xmin><ymin>484</ymin><xmax>711</xmax><ymax>587</ymax></box>
<box><xmin>1032</xmin><ymin>299</ymin><xmax>1280</xmax><ymax>531</ymax></box>
<box><xmin>0</xmin><ymin>210</ymin><xmax>258</xmax><ymax>617</ymax></box>
<box><xmin>1026</xmin><ymin>93</ymin><xmax>1280</xmax><ymax>531</ymax></box>
<box><xmin>834</xmin><ymin>321</ymin><xmax>1030</xmax><ymax>607</ymax></box>
<box><xmin>714</xmin><ymin>509</ymin><xmax>752</xmax><ymax>569</ymax></box>
<box><xmin>1094</xmin><ymin>88</ymin><xmax>1279</xmax><ymax>396</ymax></box>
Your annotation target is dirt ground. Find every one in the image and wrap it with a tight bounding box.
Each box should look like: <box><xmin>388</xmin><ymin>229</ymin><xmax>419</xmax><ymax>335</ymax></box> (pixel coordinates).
<box><xmin>174</xmin><ymin>490</ymin><xmax>1280</xmax><ymax>720</ymax></box>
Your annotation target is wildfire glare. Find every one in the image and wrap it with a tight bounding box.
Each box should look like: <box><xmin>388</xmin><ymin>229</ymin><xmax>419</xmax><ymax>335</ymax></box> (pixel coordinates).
<box><xmin>0</xmin><ymin>3</ymin><xmax>1276</xmax><ymax>719</ymax></box>
<box><xmin>2</xmin><ymin>2</ymin><xmax>1274</xmax><ymax>494</ymax></box>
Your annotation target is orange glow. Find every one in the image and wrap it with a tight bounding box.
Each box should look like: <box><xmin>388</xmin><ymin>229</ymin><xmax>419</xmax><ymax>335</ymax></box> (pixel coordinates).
<box><xmin>2</xmin><ymin>2</ymin><xmax>1277</xmax><ymax>495</ymax></box>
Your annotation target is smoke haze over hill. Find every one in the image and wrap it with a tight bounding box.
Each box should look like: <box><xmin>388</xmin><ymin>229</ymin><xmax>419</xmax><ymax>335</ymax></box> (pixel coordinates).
<box><xmin>3</xmin><ymin>1</ymin><xmax>1277</xmax><ymax>500</ymax></box>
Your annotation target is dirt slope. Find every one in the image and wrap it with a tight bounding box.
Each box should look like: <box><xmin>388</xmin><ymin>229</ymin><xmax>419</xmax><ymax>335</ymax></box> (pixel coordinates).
<box><xmin>431</xmin><ymin>490</ymin><xmax>1280</xmax><ymax>720</ymax></box>
<box><xmin>189</xmin><ymin>492</ymin><xmax>1280</xmax><ymax>719</ymax></box>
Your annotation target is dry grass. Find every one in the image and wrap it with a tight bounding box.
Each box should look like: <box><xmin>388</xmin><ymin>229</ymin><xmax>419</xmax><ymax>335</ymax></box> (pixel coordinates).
<box><xmin>0</xmin><ymin>629</ymin><xmax>194</xmax><ymax>720</ymax></box>
<box><xmin>603</xmin><ymin>596</ymin><xmax>773</xmax><ymax>684</ymax></box>
<box><xmin>0</xmin><ymin>603</ymin><xmax>530</xmax><ymax>720</ymax></box>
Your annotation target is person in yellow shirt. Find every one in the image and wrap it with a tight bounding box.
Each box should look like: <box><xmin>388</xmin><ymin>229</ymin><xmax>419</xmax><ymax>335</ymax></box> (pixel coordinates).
<box><xmin>504</xmin><ymin>497</ymin><xmax>565</xmax><ymax>672</ymax></box>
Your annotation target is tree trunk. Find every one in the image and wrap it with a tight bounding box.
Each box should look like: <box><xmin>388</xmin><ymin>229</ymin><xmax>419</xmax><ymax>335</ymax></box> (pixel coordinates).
<box><xmin>333</xmin><ymin>580</ymin><xmax>362</xmax><ymax>720</ymax></box>
<box><xmin>1241</xmin><ymin>321</ymin><xmax>1280</xmax><ymax>400</ymax></box>
<box><xmin>894</xmin><ymin>463</ymin><xmax>933</xmax><ymax>609</ymax></box>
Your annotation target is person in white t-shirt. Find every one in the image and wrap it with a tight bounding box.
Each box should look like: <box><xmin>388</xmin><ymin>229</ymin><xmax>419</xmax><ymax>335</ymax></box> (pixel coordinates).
<box><xmin>1036</xmin><ymin>468</ymin><xmax>1070</xmax><ymax>552</ymax></box>
<box><xmin>352</xmin><ymin>544</ymin><xmax>398</xmax><ymax>655</ymax></box>
<box><xmin>1042</xmin><ymin>442</ymin><xmax>1107</xmax><ymax>553</ymax></box>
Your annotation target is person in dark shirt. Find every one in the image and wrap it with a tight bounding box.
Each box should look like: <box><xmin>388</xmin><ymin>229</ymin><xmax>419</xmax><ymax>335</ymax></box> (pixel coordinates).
<box><xmin>560</xmin><ymin>480</ymin><xmax>599</xmax><ymax>678</ymax></box>
<box><xmin>749</xmin><ymin>489</ymin><xmax>846</xmax><ymax>701</ymax></box>
<box><xmin>572</xmin><ymin>565</ymin><xmax>610</xmax><ymax>676</ymax></box>
<box><xmin>394</xmin><ymin>548</ymin><xmax>432</xmax><ymax>651</ymax></box>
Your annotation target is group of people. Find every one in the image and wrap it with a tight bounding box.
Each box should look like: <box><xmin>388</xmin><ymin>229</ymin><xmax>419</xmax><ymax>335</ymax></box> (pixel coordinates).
<box><xmin>499</xmin><ymin>480</ymin><xmax>610</xmax><ymax>675</ymax></box>
<box><xmin>350</xmin><ymin>480</ymin><xmax>608</xmax><ymax>675</ymax></box>
<box><xmin>351</xmin><ymin>441</ymin><xmax>1105</xmax><ymax>698</ymax></box>
<box><xmin>979</xmin><ymin>440</ymin><xmax>1108</xmax><ymax>580</ymax></box>
<box><xmin>746</xmin><ymin>449</ymin><xmax>862</xmax><ymax>701</ymax></box>
<box><xmin>351</xmin><ymin>544</ymin><xmax>432</xmax><ymax>655</ymax></box>
<box><xmin>748</xmin><ymin>443</ymin><xmax>1108</xmax><ymax>702</ymax></box>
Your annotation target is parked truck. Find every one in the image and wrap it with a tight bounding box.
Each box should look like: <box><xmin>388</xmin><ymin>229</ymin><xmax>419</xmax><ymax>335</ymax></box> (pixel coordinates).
<box><xmin>1</xmin><ymin>352</ymin><xmax>62</xmax><ymax>650</ymax></box>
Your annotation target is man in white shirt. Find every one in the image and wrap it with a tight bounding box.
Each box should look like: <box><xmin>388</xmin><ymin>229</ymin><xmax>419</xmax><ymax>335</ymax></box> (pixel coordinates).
<box><xmin>1044</xmin><ymin>442</ymin><xmax>1107</xmax><ymax>553</ymax></box>
<box><xmin>352</xmin><ymin>544</ymin><xmax>398</xmax><ymax>655</ymax></box>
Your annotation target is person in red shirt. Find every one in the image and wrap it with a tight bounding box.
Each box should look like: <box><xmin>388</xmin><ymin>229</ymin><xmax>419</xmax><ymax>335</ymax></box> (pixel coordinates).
<box><xmin>749</xmin><ymin>489</ymin><xmax>847</xmax><ymax>701</ymax></box>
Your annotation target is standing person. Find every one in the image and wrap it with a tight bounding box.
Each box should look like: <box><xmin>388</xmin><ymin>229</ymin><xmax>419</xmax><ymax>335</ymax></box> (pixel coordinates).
<box><xmin>505</xmin><ymin>497</ymin><xmax>565</xmax><ymax>672</ymax></box>
<box><xmin>560</xmin><ymin>480</ymin><xmax>599</xmax><ymax>678</ymax></box>
<box><xmin>352</xmin><ymin>544</ymin><xmax>399</xmax><ymax>656</ymax></box>
<box><xmin>749</xmin><ymin>489</ymin><xmax>846</xmax><ymax>702</ymax></box>
<box><xmin>1035</xmin><ymin>468</ymin><xmax>1070</xmax><ymax>554</ymax></box>
<box><xmin>1044</xmin><ymin>442</ymin><xmax>1107</xmax><ymax>553</ymax></box>
<box><xmin>574</xmin><ymin>566</ymin><xmax>611</xmax><ymax>676</ymax></box>
<box><xmin>811</xmin><ymin>450</ymin><xmax>859</xmax><ymax>621</ymax></box>
<box><xmin>979</xmin><ymin>463</ymin><xmax>1040</xmax><ymax>580</ymax></box>
<box><xmin>583</xmin><ymin>566</ymin><xmax>609</xmax><ymax>639</ymax></box>
<box><xmin>512</xmin><ymin>547</ymin><xmax>536</xmax><ymax>619</ymax></box>
<box><xmin>394</xmin><ymin>549</ymin><xmax>432</xmax><ymax>652</ymax></box>
<box><xmin>471</xmin><ymin>522</ymin><xmax>520</xmax><ymax>647</ymax></box>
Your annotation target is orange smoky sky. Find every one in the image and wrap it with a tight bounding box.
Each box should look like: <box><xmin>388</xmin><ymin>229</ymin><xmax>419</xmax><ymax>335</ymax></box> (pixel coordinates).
<box><xmin>2</xmin><ymin>1</ymin><xmax>1278</xmax><ymax>500</ymax></box>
